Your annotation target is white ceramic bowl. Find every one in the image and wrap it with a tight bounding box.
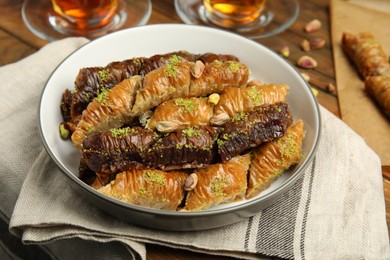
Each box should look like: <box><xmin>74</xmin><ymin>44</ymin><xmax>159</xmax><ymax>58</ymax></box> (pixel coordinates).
<box><xmin>39</xmin><ymin>24</ymin><xmax>321</xmax><ymax>231</ymax></box>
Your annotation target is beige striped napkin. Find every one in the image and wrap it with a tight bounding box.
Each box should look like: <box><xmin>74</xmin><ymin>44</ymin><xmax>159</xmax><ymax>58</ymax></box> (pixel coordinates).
<box><xmin>1</xmin><ymin>38</ymin><xmax>389</xmax><ymax>260</ymax></box>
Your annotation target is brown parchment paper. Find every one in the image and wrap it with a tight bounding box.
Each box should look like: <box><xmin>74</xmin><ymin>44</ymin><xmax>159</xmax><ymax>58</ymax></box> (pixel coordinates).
<box><xmin>331</xmin><ymin>0</ymin><xmax>390</xmax><ymax>165</ymax></box>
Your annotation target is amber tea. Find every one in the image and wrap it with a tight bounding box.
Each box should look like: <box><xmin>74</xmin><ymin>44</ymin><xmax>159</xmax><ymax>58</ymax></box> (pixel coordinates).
<box><xmin>51</xmin><ymin>0</ymin><xmax>118</xmax><ymax>30</ymax></box>
<box><xmin>203</xmin><ymin>0</ymin><xmax>266</xmax><ymax>27</ymax></box>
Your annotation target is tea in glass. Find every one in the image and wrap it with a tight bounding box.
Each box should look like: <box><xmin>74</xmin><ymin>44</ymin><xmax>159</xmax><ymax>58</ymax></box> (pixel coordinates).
<box><xmin>203</xmin><ymin>0</ymin><xmax>267</xmax><ymax>28</ymax></box>
<box><xmin>51</xmin><ymin>0</ymin><xmax>118</xmax><ymax>30</ymax></box>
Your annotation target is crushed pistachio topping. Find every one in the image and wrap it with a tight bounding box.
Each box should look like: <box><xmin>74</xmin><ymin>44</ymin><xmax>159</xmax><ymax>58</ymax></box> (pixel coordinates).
<box><xmin>144</xmin><ymin>170</ymin><xmax>166</xmax><ymax>185</ymax></box>
<box><xmin>221</xmin><ymin>133</ymin><xmax>229</xmax><ymax>140</ymax></box>
<box><xmin>164</xmin><ymin>63</ymin><xmax>178</xmax><ymax>77</ymax></box>
<box><xmin>228</xmin><ymin>61</ymin><xmax>240</xmax><ymax>72</ymax></box>
<box><xmin>277</xmin><ymin>132</ymin><xmax>298</xmax><ymax>158</ymax></box>
<box><xmin>175</xmin><ymin>98</ymin><xmax>195</xmax><ymax>112</ymax></box>
<box><xmin>95</xmin><ymin>87</ymin><xmax>109</xmax><ymax>106</ymax></box>
<box><xmin>98</xmin><ymin>69</ymin><xmax>110</xmax><ymax>82</ymax></box>
<box><xmin>231</xmin><ymin>112</ymin><xmax>248</xmax><ymax>122</ymax></box>
<box><xmin>210</xmin><ymin>177</ymin><xmax>229</xmax><ymax>197</ymax></box>
<box><xmin>164</xmin><ymin>55</ymin><xmax>184</xmax><ymax>77</ymax></box>
<box><xmin>138</xmin><ymin>187</ymin><xmax>147</xmax><ymax>195</ymax></box>
<box><xmin>246</xmin><ymin>86</ymin><xmax>263</xmax><ymax>105</ymax></box>
<box><xmin>168</xmin><ymin>55</ymin><xmax>184</xmax><ymax>64</ymax></box>
<box><xmin>182</xmin><ymin>127</ymin><xmax>201</xmax><ymax>138</ymax></box>
<box><xmin>86</xmin><ymin>127</ymin><xmax>93</xmax><ymax>134</ymax></box>
<box><xmin>217</xmin><ymin>139</ymin><xmax>225</xmax><ymax>147</ymax></box>
<box><xmin>213</xmin><ymin>60</ymin><xmax>223</xmax><ymax>66</ymax></box>
<box><xmin>110</xmin><ymin>127</ymin><xmax>131</xmax><ymax>137</ymax></box>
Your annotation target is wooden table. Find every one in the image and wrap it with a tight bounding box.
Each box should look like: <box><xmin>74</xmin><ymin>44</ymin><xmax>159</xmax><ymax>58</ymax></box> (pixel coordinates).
<box><xmin>0</xmin><ymin>0</ymin><xmax>388</xmax><ymax>258</ymax></box>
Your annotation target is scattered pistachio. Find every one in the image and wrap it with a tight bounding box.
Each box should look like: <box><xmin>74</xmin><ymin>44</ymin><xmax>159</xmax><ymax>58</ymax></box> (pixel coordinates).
<box><xmin>140</xmin><ymin>110</ymin><xmax>153</xmax><ymax>127</ymax></box>
<box><xmin>310</xmin><ymin>37</ymin><xmax>326</xmax><ymax>49</ymax></box>
<box><xmin>156</xmin><ymin>121</ymin><xmax>180</xmax><ymax>132</ymax></box>
<box><xmin>300</xmin><ymin>39</ymin><xmax>311</xmax><ymax>52</ymax></box>
<box><xmin>59</xmin><ymin>123</ymin><xmax>70</xmax><ymax>140</ymax></box>
<box><xmin>191</xmin><ymin>60</ymin><xmax>205</xmax><ymax>78</ymax></box>
<box><xmin>301</xmin><ymin>72</ymin><xmax>311</xmax><ymax>82</ymax></box>
<box><xmin>279</xmin><ymin>46</ymin><xmax>290</xmax><ymax>58</ymax></box>
<box><xmin>297</xmin><ymin>55</ymin><xmax>318</xmax><ymax>69</ymax></box>
<box><xmin>184</xmin><ymin>173</ymin><xmax>198</xmax><ymax>191</ymax></box>
<box><xmin>305</xmin><ymin>19</ymin><xmax>322</xmax><ymax>33</ymax></box>
<box><xmin>311</xmin><ymin>87</ymin><xmax>319</xmax><ymax>96</ymax></box>
<box><xmin>208</xmin><ymin>93</ymin><xmax>220</xmax><ymax>105</ymax></box>
<box><xmin>325</xmin><ymin>82</ymin><xmax>337</xmax><ymax>95</ymax></box>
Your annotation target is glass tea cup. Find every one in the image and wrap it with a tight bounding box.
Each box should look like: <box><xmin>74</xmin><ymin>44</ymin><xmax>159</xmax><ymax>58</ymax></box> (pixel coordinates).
<box><xmin>175</xmin><ymin>0</ymin><xmax>299</xmax><ymax>39</ymax></box>
<box><xmin>22</xmin><ymin>0</ymin><xmax>152</xmax><ymax>41</ymax></box>
<box><xmin>203</xmin><ymin>0</ymin><xmax>267</xmax><ymax>29</ymax></box>
<box><xmin>50</xmin><ymin>0</ymin><xmax>119</xmax><ymax>32</ymax></box>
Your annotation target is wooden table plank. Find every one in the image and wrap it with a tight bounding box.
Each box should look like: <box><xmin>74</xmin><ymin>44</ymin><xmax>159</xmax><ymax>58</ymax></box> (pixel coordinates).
<box><xmin>0</xmin><ymin>0</ymin><xmax>47</xmax><ymax>49</ymax></box>
<box><xmin>0</xmin><ymin>29</ymin><xmax>37</xmax><ymax>66</ymax></box>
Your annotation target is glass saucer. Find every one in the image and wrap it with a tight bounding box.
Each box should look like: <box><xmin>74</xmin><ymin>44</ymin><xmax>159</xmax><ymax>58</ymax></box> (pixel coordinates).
<box><xmin>22</xmin><ymin>0</ymin><xmax>152</xmax><ymax>41</ymax></box>
<box><xmin>174</xmin><ymin>0</ymin><xmax>299</xmax><ymax>39</ymax></box>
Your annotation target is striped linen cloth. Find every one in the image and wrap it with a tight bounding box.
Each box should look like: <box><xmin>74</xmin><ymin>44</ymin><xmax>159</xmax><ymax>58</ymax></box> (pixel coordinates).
<box><xmin>1</xmin><ymin>38</ymin><xmax>389</xmax><ymax>260</ymax></box>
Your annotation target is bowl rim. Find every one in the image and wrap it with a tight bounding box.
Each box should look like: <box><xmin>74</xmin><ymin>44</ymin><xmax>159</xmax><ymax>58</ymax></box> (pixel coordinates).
<box><xmin>38</xmin><ymin>23</ymin><xmax>321</xmax><ymax>218</ymax></box>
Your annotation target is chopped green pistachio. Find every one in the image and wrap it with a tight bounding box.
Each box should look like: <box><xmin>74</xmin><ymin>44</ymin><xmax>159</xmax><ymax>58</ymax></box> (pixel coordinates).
<box><xmin>231</xmin><ymin>112</ymin><xmax>248</xmax><ymax>122</ymax></box>
<box><xmin>175</xmin><ymin>98</ymin><xmax>195</xmax><ymax>112</ymax></box>
<box><xmin>182</xmin><ymin>127</ymin><xmax>201</xmax><ymax>138</ymax></box>
<box><xmin>246</xmin><ymin>86</ymin><xmax>263</xmax><ymax>105</ymax></box>
<box><xmin>277</xmin><ymin>132</ymin><xmax>298</xmax><ymax>158</ymax></box>
<box><xmin>168</xmin><ymin>55</ymin><xmax>184</xmax><ymax>64</ymax></box>
<box><xmin>210</xmin><ymin>177</ymin><xmax>229</xmax><ymax>197</ymax></box>
<box><xmin>110</xmin><ymin>127</ymin><xmax>131</xmax><ymax>137</ymax></box>
<box><xmin>228</xmin><ymin>61</ymin><xmax>240</xmax><ymax>72</ymax></box>
<box><xmin>164</xmin><ymin>55</ymin><xmax>184</xmax><ymax>77</ymax></box>
<box><xmin>59</xmin><ymin>123</ymin><xmax>70</xmax><ymax>139</ymax></box>
<box><xmin>98</xmin><ymin>69</ymin><xmax>110</xmax><ymax>82</ymax></box>
<box><xmin>164</xmin><ymin>63</ymin><xmax>178</xmax><ymax>77</ymax></box>
<box><xmin>217</xmin><ymin>139</ymin><xmax>225</xmax><ymax>147</ymax></box>
<box><xmin>95</xmin><ymin>87</ymin><xmax>109</xmax><ymax>106</ymax></box>
<box><xmin>144</xmin><ymin>170</ymin><xmax>166</xmax><ymax>185</ymax></box>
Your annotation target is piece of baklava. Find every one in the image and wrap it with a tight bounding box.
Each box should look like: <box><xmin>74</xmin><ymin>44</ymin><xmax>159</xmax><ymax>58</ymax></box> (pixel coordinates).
<box><xmin>131</xmin><ymin>60</ymin><xmax>249</xmax><ymax>116</ymax></box>
<box><xmin>365</xmin><ymin>75</ymin><xmax>390</xmax><ymax>117</ymax></box>
<box><xmin>71</xmin><ymin>76</ymin><xmax>143</xmax><ymax>148</ymax></box>
<box><xmin>342</xmin><ymin>32</ymin><xmax>390</xmax><ymax>78</ymax></box>
<box><xmin>146</xmin><ymin>97</ymin><xmax>214</xmax><ymax>132</ymax></box>
<box><xmin>98</xmin><ymin>168</ymin><xmax>188</xmax><ymax>210</ymax></box>
<box><xmin>184</xmin><ymin>154</ymin><xmax>250</xmax><ymax>211</ymax></box>
<box><xmin>211</xmin><ymin>82</ymin><xmax>289</xmax><ymax>125</ymax></box>
<box><xmin>246</xmin><ymin>120</ymin><xmax>304</xmax><ymax>199</ymax></box>
<box><xmin>218</xmin><ymin>102</ymin><xmax>293</xmax><ymax>162</ymax></box>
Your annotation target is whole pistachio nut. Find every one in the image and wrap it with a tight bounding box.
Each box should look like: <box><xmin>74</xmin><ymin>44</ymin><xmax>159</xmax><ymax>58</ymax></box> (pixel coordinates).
<box><xmin>191</xmin><ymin>60</ymin><xmax>205</xmax><ymax>78</ymax></box>
<box><xmin>325</xmin><ymin>82</ymin><xmax>337</xmax><ymax>95</ymax></box>
<box><xmin>156</xmin><ymin>121</ymin><xmax>180</xmax><ymax>132</ymax></box>
<box><xmin>300</xmin><ymin>39</ymin><xmax>311</xmax><ymax>52</ymax></box>
<box><xmin>310</xmin><ymin>37</ymin><xmax>326</xmax><ymax>49</ymax></box>
<box><xmin>184</xmin><ymin>173</ymin><xmax>198</xmax><ymax>191</ymax></box>
<box><xmin>304</xmin><ymin>19</ymin><xmax>322</xmax><ymax>33</ymax></box>
<box><xmin>297</xmin><ymin>55</ymin><xmax>318</xmax><ymax>69</ymax></box>
<box><xmin>208</xmin><ymin>93</ymin><xmax>220</xmax><ymax>105</ymax></box>
<box><xmin>279</xmin><ymin>46</ymin><xmax>290</xmax><ymax>58</ymax></box>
